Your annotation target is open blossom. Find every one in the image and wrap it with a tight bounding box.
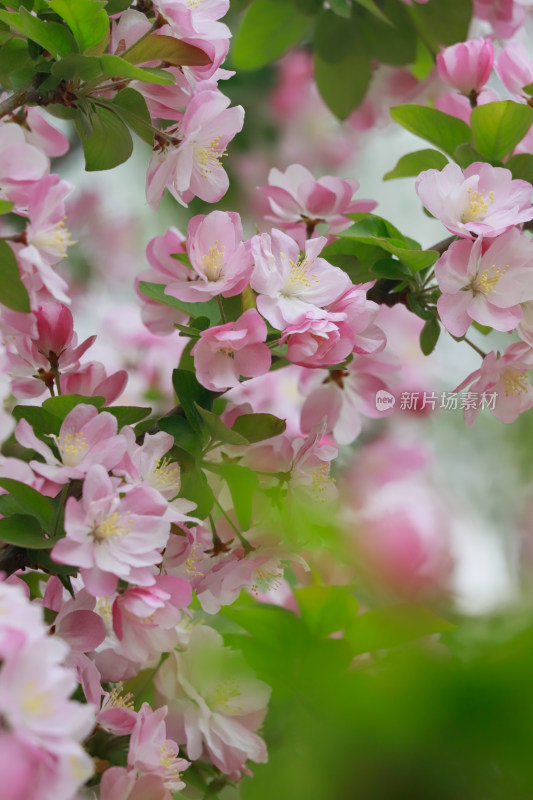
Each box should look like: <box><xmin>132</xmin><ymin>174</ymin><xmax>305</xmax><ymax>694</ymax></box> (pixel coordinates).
<box><xmin>250</xmin><ymin>229</ymin><xmax>352</xmax><ymax>329</ymax></box>
<box><xmin>137</xmin><ymin>227</ymin><xmax>189</xmax><ymax>335</ymax></box>
<box><xmin>60</xmin><ymin>361</ymin><xmax>128</xmax><ymax>406</ymax></box>
<box><xmin>416</xmin><ymin>162</ymin><xmax>533</xmax><ymax>238</ymax></box>
<box><xmin>259</xmin><ymin>163</ymin><xmax>376</xmax><ymax>245</ymax></box>
<box><xmin>191</xmin><ymin>309</ymin><xmax>271</xmax><ymax>391</ymax></box>
<box><xmin>128</xmin><ymin>703</ymin><xmax>189</xmax><ymax>792</ymax></box>
<box><xmin>435</xmin><ymin>229</ymin><xmax>533</xmax><ymax>336</ymax></box>
<box><xmin>434</xmin><ymin>87</ymin><xmax>500</xmax><ymax>125</ymax></box>
<box><xmin>436</xmin><ymin>38</ymin><xmax>494</xmax><ymax>95</ymax></box>
<box><xmin>51</xmin><ymin>464</ymin><xmax>171</xmax><ymax>596</ymax></box>
<box><xmin>281</xmin><ymin>307</ymin><xmax>354</xmax><ymax>368</ymax></box>
<box><xmin>146</xmin><ymin>84</ymin><xmax>244</xmax><ymax>208</ymax></box>
<box><xmin>0</xmin><ymin>122</ymin><xmax>48</xmax><ymax>205</ymax></box>
<box><xmin>166</xmin><ymin>210</ymin><xmax>253</xmax><ymax>301</ymax></box>
<box><xmin>155</xmin><ymin>625</ymin><xmax>271</xmax><ymax>777</ymax></box>
<box><xmin>15</xmin><ymin>404</ymin><xmax>128</xmax><ymax>484</ymax></box>
<box><xmin>456</xmin><ymin>341</ymin><xmax>533</xmax><ymax>425</ymax></box>
<box><xmin>495</xmin><ymin>41</ymin><xmax>533</xmax><ymax>101</ymax></box>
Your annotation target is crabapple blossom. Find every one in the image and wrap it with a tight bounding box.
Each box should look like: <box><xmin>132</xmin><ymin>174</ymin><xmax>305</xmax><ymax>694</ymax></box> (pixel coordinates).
<box><xmin>155</xmin><ymin>625</ymin><xmax>271</xmax><ymax>776</ymax></box>
<box><xmin>137</xmin><ymin>227</ymin><xmax>189</xmax><ymax>335</ymax></box>
<box><xmin>98</xmin><ymin>766</ymin><xmax>171</xmax><ymax>800</ymax></box>
<box><xmin>435</xmin><ymin>228</ymin><xmax>533</xmax><ymax>336</ymax></box>
<box><xmin>436</xmin><ymin>38</ymin><xmax>494</xmax><ymax>95</ymax></box>
<box><xmin>127</xmin><ymin>703</ymin><xmax>189</xmax><ymax>792</ymax></box>
<box><xmin>495</xmin><ymin>41</ymin><xmax>533</xmax><ymax>101</ymax></box>
<box><xmin>15</xmin><ymin>404</ymin><xmax>128</xmax><ymax>484</ymax></box>
<box><xmin>259</xmin><ymin>163</ymin><xmax>376</xmax><ymax>245</ymax></box>
<box><xmin>415</xmin><ymin>162</ymin><xmax>533</xmax><ymax>238</ymax></box>
<box><xmin>473</xmin><ymin>0</ymin><xmax>526</xmax><ymax>39</ymax></box>
<box><xmin>434</xmin><ymin>87</ymin><xmax>500</xmax><ymax>124</ymax></box>
<box><xmin>51</xmin><ymin>464</ymin><xmax>171</xmax><ymax>596</ymax></box>
<box><xmin>146</xmin><ymin>84</ymin><xmax>244</xmax><ymax>208</ymax></box>
<box><xmin>60</xmin><ymin>361</ymin><xmax>128</xmax><ymax>406</ymax></box>
<box><xmin>191</xmin><ymin>309</ymin><xmax>271</xmax><ymax>391</ymax></box>
<box><xmin>456</xmin><ymin>341</ymin><xmax>533</xmax><ymax>425</ymax></box>
<box><xmin>0</xmin><ymin>122</ymin><xmax>48</xmax><ymax>205</ymax></box>
<box><xmin>250</xmin><ymin>229</ymin><xmax>352</xmax><ymax>329</ymax></box>
<box><xmin>165</xmin><ymin>210</ymin><xmax>253</xmax><ymax>301</ymax></box>
<box><xmin>328</xmin><ymin>284</ymin><xmax>386</xmax><ymax>355</ymax></box>
<box><xmin>281</xmin><ymin>307</ymin><xmax>354</xmax><ymax>368</ymax></box>
<box><xmin>16</xmin><ymin>106</ymin><xmax>70</xmax><ymax>158</ymax></box>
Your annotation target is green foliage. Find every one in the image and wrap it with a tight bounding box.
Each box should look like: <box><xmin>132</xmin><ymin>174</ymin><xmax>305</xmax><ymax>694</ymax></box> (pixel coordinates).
<box><xmin>123</xmin><ymin>33</ymin><xmax>211</xmax><ymax>67</ymax></box>
<box><xmin>384</xmin><ymin>149</ymin><xmax>449</xmax><ymax>180</ymax></box>
<box><xmin>172</xmin><ymin>368</ymin><xmax>216</xmax><ymax>433</ymax></box>
<box><xmin>138</xmin><ymin>281</ymin><xmax>221</xmax><ymax>326</ymax></box>
<box><xmin>406</xmin><ymin>0</ymin><xmax>472</xmax><ymax>50</ymax></box>
<box><xmin>0</xmin><ymin>240</ymin><xmax>30</xmax><ymax>313</ymax></box>
<box><xmin>105</xmin><ymin>406</ymin><xmax>152</xmax><ymax>428</ymax></box>
<box><xmin>0</xmin><ymin>513</ymin><xmax>54</xmax><ymax>549</ymax></box>
<box><xmin>217</xmin><ymin>463</ymin><xmax>259</xmax><ymax>530</ymax></box>
<box><xmin>231</xmin><ymin>412</ymin><xmax>287</xmax><ymax>442</ymax></box>
<box><xmin>505</xmin><ymin>153</ymin><xmax>533</xmax><ymax>183</ymax></box>
<box><xmin>0</xmin><ymin>478</ymin><xmax>55</xmax><ymax>528</ymax></box>
<box><xmin>390</xmin><ymin>105</ymin><xmax>471</xmax><ymax>159</ymax></box>
<box><xmin>99</xmin><ymin>54</ymin><xmax>176</xmax><ymax>85</ymax></box>
<box><xmin>357</xmin><ymin>0</ymin><xmax>417</xmax><ymax>67</ymax></box>
<box><xmin>0</xmin><ymin>7</ymin><xmax>73</xmax><ymax>58</ymax></box>
<box><xmin>48</xmin><ymin>0</ymin><xmax>109</xmax><ymax>55</ymax></box>
<box><xmin>108</xmin><ymin>88</ymin><xmax>154</xmax><ymax>146</ymax></box>
<box><xmin>76</xmin><ymin>104</ymin><xmax>133</xmax><ymax>170</ymax></box>
<box><xmin>346</xmin><ymin>603</ymin><xmax>453</xmax><ymax>654</ymax></box>
<box><xmin>313</xmin><ymin>11</ymin><xmax>371</xmax><ymax>119</ymax></box>
<box><xmin>470</xmin><ymin>100</ymin><xmax>533</xmax><ymax>162</ymax></box>
<box><xmin>0</xmin><ymin>201</ymin><xmax>14</xmax><ymax>215</ymax></box>
<box><xmin>419</xmin><ymin>316</ymin><xmax>441</xmax><ymax>355</ymax></box>
<box><xmin>295</xmin><ymin>585</ymin><xmax>359</xmax><ymax>637</ymax></box>
<box><xmin>194</xmin><ymin>404</ymin><xmax>249</xmax><ymax>446</ymax></box>
<box><xmin>233</xmin><ymin>0</ymin><xmax>312</xmax><ymax>70</ymax></box>
<box><xmin>14</xmin><ymin>395</ymin><xmax>104</xmax><ymax>438</ymax></box>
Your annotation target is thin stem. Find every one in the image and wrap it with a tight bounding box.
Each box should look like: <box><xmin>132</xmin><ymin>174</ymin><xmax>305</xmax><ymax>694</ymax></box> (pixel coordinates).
<box><xmin>463</xmin><ymin>336</ymin><xmax>487</xmax><ymax>359</ymax></box>
<box><xmin>216</xmin><ymin>295</ymin><xmax>227</xmax><ymax>323</ymax></box>
<box><xmin>212</xmin><ymin>496</ymin><xmax>254</xmax><ymax>554</ymax></box>
<box><xmin>0</xmin><ymin>86</ymin><xmax>39</xmax><ymax>119</ymax></box>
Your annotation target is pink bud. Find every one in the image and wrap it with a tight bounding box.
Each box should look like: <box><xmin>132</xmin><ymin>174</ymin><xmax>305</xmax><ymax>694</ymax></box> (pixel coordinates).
<box><xmin>34</xmin><ymin>302</ymin><xmax>74</xmax><ymax>358</ymax></box>
<box><xmin>437</xmin><ymin>37</ymin><xmax>494</xmax><ymax>95</ymax></box>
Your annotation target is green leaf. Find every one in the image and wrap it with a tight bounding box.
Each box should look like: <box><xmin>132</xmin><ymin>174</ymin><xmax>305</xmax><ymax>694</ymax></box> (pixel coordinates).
<box><xmin>472</xmin><ymin>321</ymin><xmax>492</xmax><ymax>336</ymax></box>
<box><xmin>357</xmin><ymin>0</ymin><xmax>417</xmax><ymax>67</ymax></box>
<box><xmin>106</xmin><ymin>406</ymin><xmax>151</xmax><ymax>428</ymax></box>
<box><xmin>51</xmin><ymin>53</ymin><xmax>102</xmax><ymax>80</ymax></box>
<box><xmin>390</xmin><ymin>105</ymin><xmax>471</xmax><ymax>158</ymax></box>
<box><xmin>217</xmin><ymin>464</ymin><xmax>259</xmax><ymax>531</ymax></box>
<box><xmin>159</xmin><ymin>414</ymin><xmax>202</xmax><ymax>457</ymax></box>
<box><xmin>233</xmin><ymin>0</ymin><xmax>312</xmax><ymax>70</ymax></box>
<box><xmin>75</xmin><ymin>104</ymin><xmax>133</xmax><ymax>170</ymax></box>
<box><xmin>180</xmin><ymin>463</ymin><xmax>214</xmax><ymax>519</ymax></box>
<box><xmin>138</xmin><ymin>281</ymin><xmax>220</xmax><ymax>326</ymax></box>
<box><xmin>407</xmin><ymin>0</ymin><xmax>473</xmax><ymax>50</ymax></box>
<box><xmin>0</xmin><ymin>240</ymin><xmax>30</xmax><ymax>313</ymax></box>
<box><xmin>99</xmin><ymin>54</ymin><xmax>176</xmax><ymax>85</ymax></box>
<box><xmin>0</xmin><ymin>514</ymin><xmax>54</xmax><ymax>549</ymax></box>
<box><xmin>194</xmin><ymin>404</ymin><xmax>249</xmax><ymax>446</ymax></box>
<box><xmin>329</xmin><ymin>0</ymin><xmax>351</xmax><ymax>17</ymax></box>
<box><xmin>0</xmin><ymin>39</ymin><xmax>32</xmax><ymax>91</ymax></box>
<box><xmin>471</xmin><ymin>101</ymin><xmax>533</xmax><ymax>162</ymax></box>
<box><xmin>505</xmin><ymin>153</ymin><xmax>533</xmax><ymax>184</ymax></box>
<box><xmin>0</xmin><ymin>479</ymin><xmax>54</xmax><ymax>528</ymax></box>
<box><xmin>110</xmin><ymin>88</ymin><xmax>154</xmax><ymax>146</ymax></box>
<box><xmin>353</xmin><ymin>0</ymin><xmax>391</xmax><ymax>24</ymax></box>
<box><xmin>371</xmin><ymin>258</ymin><xmax>411</xmax><ymax>280</ymax></box>
<box><xmin>452</xmin><ymin>142</ymin><xmax>486</xmax><ymax>169</ymax></box>
<box><xmin>296</xmin><ymin>585</ymin><xmax>359</xmax><ymax>638</ymax></box>
<box><xmin>419</xmin><ymin>316</ymin><xmax>441</xmax><ymax>355</ymax></box>
<box><xmin>345</xmin><ymin>604</ymin><xmax>454</xmax><ymax>655</ymax></box>
<box><xmin>47</xmin><ymin>0</ymin><xmax>109</xmax><ymax>54</ymax></box>
<box><xmin>13</xmin><ymin>405</ymin><xmax>62</xmax><ymax>438</ymax></box>
<box><xmin>123</xmin><ymin>33</ymin><xmax>211</xmax><ymax>67</ymax></box>
<box><xmin>0</xmin><ymin>7</ymin><xmax>73</xmax><ymax>58</ymax></box>
<box><xmin>337</xmin><ymin>215</ymin><xmax>439</xmax><ymax>272</ymax></box>
<box><xmin>42</xmin><ymin>394</ymin><xmax>104</xmax><ymax>422</ymax></box>
<box><xmin>313</xmin><ymin>12</ymin><xmax>371</xmax><ymax>119</ymax></box>
<box><xmin>384</xmin><ymin>148</ymin><xmax>449</xmax><ymax>180</ymax></box>
<box><xmin>0</xmin><ymin>200</ymin><xmax>14</xmax><ymax>215</ymax></box>
<box><xmin>105</xmin><ymin>0</ymin><xmax>132</xmax><ymax>12</ymax></box>
<box><xmin>172</xmin><ymin>368</ymin><xmax>215</xmax><ymax>432</ymax></box>
<box><xmin>231</xmin><ymin>413</ymin><xmax>287</xmax><ymax>443</ymax></box>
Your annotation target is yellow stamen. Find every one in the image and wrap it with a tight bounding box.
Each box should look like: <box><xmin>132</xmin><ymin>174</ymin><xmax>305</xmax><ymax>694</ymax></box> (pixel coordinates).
<box><xmin>461</xmin><ymin>188</ymin><xmax>494</xmax><ymax>223</ymax></box>
<box><xmin>472</xmin><ymin>263</ymin><xmax>509</xmax><ymax>296</ymax></box>
<box><xmin>56</xmin><ymin>431</ymin><xmax>88</xmax><ymax>466</ymax></box>
<box><xmin>202</xmin><ymin>240</ymin><xmax>225</xmax><ymax>281</ymax></box>
<box><xmin>310</xmin><ymin>462</ymin><xmax>335</xmax><ymax>501</ymax></box>
<box><xmin>151</xmin><ymin>457</ymin><xmax>181</xmax><ymax>496</ymax></box>
<box><xmin>501</xmin><ymin>369</ymin><xmax>529</xmax><ymax>396</ymax></box>
<box><xmin>31</xmin><ymin>218</ymin><xmax>74</xmax><ymax>258</ymax></box>
<box><xmin>185</xmin><ymin>543</ymin><xmax>204</xmax><ymax>577</ymax></box>
<box><xmin>103</xmin><ymin>683</ymin><xmax>135</xmax><ymax>711</ymax></box>
<box><xmin>251</xmin><ymin>565</ymin><xmax>283</xmax><ymax>594</ymax></box>
<box><xmin>283</xmin><ymin>255</ymin><xmax>319</xmax><ymax>294</ymax></box>
<box><xmin>93</xmin><ymin>511</ymin><xmax>132</xmax><ymax>541</ymax></box>
<box><xmin>22</xmin><ymin>681</ymin><xmax>53</xmax><ymax>717</ymax></box>
<box><xmin>196</xmin><ymin>136</ymin><xmax>227</xmax><ymax>178</ymax></box>
<box><xmin>206</xmin><ymin>680</ymin><xmax>242</xmax><ymax>712</ymax></box>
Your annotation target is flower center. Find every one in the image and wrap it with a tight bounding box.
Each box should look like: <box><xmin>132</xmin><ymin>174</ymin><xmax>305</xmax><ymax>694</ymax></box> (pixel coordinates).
<box><xmin>471</xmin><ymin>263</ymin><xmax>509</xmax><ymax>296</ymax></box>
<box><xmin>185</xmin><ymin>543</ymin><xmax>204</xmax><ymax>577</ymax></box>
<box><xmin>22</xmin><ymin>681</ymin><xmax>53</xmax><ymax>717</ymax></box>
<box><xmin>310</xmin><ymin>462</ymin><xmax>335</xmax><ymax>501</ymax></box>
<box><xmin>94</xmin><ymin>511</ymin><xmax>131</xmax><ymax>541</ymax></box>
<box><xmin>102</xmin><ymin>683</ymin><xmax>135</xmax><ymax>711</ymax></box>
<box><xmin>202</xmin><ymin>241</ymin><xmax>225</xmax><ymax>281</ymax></box>
<box><xmin>56</xmin><ymin>431</ymin><xmax>88</xmax><ymax>466</ymax></box>
<box><xmin>251</xmin><ymin>564</ymin><xmax>283</xmax><ymax>594</ymax></box>
<box><xmin>206</xmin><ymin>680</ymin><xmax>242</xmax><ymax>712</ymax></box>
<box><xmin>501</xmin><ymin>369</ymin><xmax>529</xmax><ymax>397</ymax></box>
<box><xmin>196</xmin><ymin>136</ymin><xmax>227</xmax><ymax>178</ymax></box>
<box><xmin>31</xmin><ymin>219</ymin><xmax>73</xmax><ymax>259</ymax></box>
<box><xmin>283</xmin><ymin>255</ymin><xmax>319</xmax><ymax>295</ymax></box>
<box><xmin>461</xmin><ymin>188</ymin><xmax>494</xmax><ymax>223</ymax></box>
<box><xmin>151</xmin><ymin>457</ymin><xmax>181</xmax><ymax>496</ymax></box>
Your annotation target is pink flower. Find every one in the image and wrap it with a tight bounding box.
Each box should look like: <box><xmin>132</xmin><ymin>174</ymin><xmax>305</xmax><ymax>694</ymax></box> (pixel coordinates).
<box><xmin>250</xmin><ymin>229</ymin><xmax>352</xmax><ymax>329</ymax></box>
<box><xmin>18</xmin><ymin>107</ymin><xmax>70</xmax><ymax>158</ymax></box>
<box><xmin>137</xmin><ymin>227</ymin><xmax>189</xmax><ymax>335</ymax></box>
<box><xmin>60</xmin><ymin>361</ymin><xmax>128</xmax><ymax>406</ymax></box>
<box><xmin>434</xmin><ymin>88</ymin><xmax>500</xmax><ymax>124</ymax></box>
<box><xmin>495</xmin><ymin>41</ymin><xmax>533</xmax><ymax>101</ymax></box>
<box><xmin>15</xmin><ymin>404</ymin><xmax>128</xmax><ymax>484</ymax></box>
<box><xmin>259</xmin><ymin>163</ymin><xmax>376</xmax><ymax>244</ymax></box>
<box><xmin>0</xmin><ymin>123</ymin><xmax>48</xmax><ymax>205</ymax></box>
<box><xmin>128</xmin><ymin>703</ymin><xmax>189</xmax><ymax>792</ymax></box>
<box><xmin>281</xmin><ymin>307</ymin><xmax>354</xmax><ymax>368</ymax></box>
<box><xmin>51</xmin><ymin>464</ymin><xmax>171</xmax><ymax>596</ymax></box>
<box><xmin>146</xmin><ymin>85</ymin><xmax>244</xmax><ymax>208</ymax></box>
<box><xmin>473</xmin><ymin>0</ymin><xmax>526</xmax><ymax>40</ymax></box>
<box><xmin>111</xmin><ymin>576</ymin><xmax>192</xmax><ymax>664</ymax></box>
<box><xmin>191</xmin><ymin>309</ymin><xmax>271</xmax><ymax>391</ymax></box>
<box><xmin>415</xmin><ymin>162</ymin><xmax>533</xmax><ymax>238</ymax></box>
<box><xmin>436</xmin><ymin>229</ymin><xmax>533</xmax><ymax>336</ymax></box>
<box><xmin>456</xmin><ymin>341</ymin><xmax>533</xmax><ymax>425</ymax></box>
<box><xmin>328</xmin><ymin>284</ymin><xmax>386</xmax><ymax>355</ymax></box>
<box><xmin>19</xmin><ymin>174</ymin><xmax>73</xmax><ymax>267</ymax></box>
<box><xmin>99</xmin><ymin>766</ymin><xmax>171</xmax><ymax>800</ymax></box>
<box><xmin>166</xmin><ymin>210</ymin><xmax>252</xmax><ymax>301</ymax></box>
<box><xmin>42</xmin><ymin>577</ymin><xmax>106</xmax><ymax>653</ymax></box>
<box><xmin>155</xmin><ymin>625</ymin><xmax>271</xmax><ymax>777</ymax></box>
<box><xmin>436</xmin><ymin>38</ymin><xmax>494</xmax><ymax>95</ymax></box>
